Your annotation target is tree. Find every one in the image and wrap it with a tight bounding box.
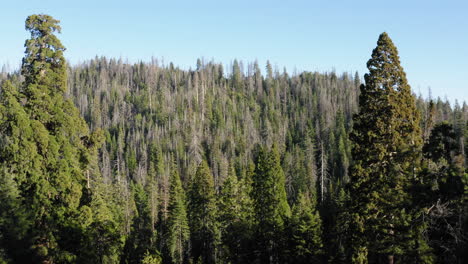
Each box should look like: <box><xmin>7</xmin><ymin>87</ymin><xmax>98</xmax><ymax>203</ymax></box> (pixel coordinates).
<box><xmin>166</xmin><ymin>163</ymin><xmax>190</xmax><ymax>264</ymax></box>
<box><xmin>4</xmin><ymin>17</ymin><xmax>466</xmax><ymax>262</ymax></box>
<box><xmin>22</xmin><ymin>14</ymin><xmax>67</xmax><ymax>123</ymax></box>
<box><xmin>0</xmin><ymin>80</ymin><xmax>38</xmax><ymax>262</ymax></box>
<box><xmin>0</xmin><ymin>14</ymin><xmax>104</xmax><ymax>263</ymax></box>
<box><xmin>420</xmin><ymin>122</ymin><xmax>467</xmax><ymax>263</ymax></box>
<box><xmin>423</xmin><ymin>122</ymin><xmax>458</xmax><ymax>163</ymax></box>
<box><xmin>326</xmin><ymin>187</ymin><xmax>350</xmax><ymax>264</ymax></box>
<box><xmin>122</xmin><ymin>182</ymin><xmax>159</xmax><ymax>264</ymax></box>
<box><xmin>348</xmin><ymin>32</ymin><xmax>429</xmax><ymax>264</ymax></box>
<box><xmin>251</xmin><ymin>145</ymin><xmax>291</xmax><ymax>263</ymax></box>
<box><xmin>288</xmin><ymin>192</ymin><xmax>323</xmax><ymax>263</ymax></box>
<box><xmin>218</xmin><ymin>164</ymin><xmax>254</xmax><ymax>262</ymax></box>
<box><xmin>187</xmin><ymin>161</ymin><xmax>219</xmax><ymax>264</ymax></box>
<box><xmin>232</xmin><ymin>59</ymin><xmax>243</xmax><ymax>91</ymax></box>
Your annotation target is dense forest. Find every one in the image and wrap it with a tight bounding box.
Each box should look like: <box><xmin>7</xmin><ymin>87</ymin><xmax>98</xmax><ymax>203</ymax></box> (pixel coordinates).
<box><xmin>0</xmin><ymin>14</ymin><xmax>466</xmax><ymax>264</ymax></box>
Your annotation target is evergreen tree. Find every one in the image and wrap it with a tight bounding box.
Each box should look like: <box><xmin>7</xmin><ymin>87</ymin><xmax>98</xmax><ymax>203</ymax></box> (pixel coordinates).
<box><xmin>79</xmin><ymin>179</ymin><xmax>124</xmax><ymax>264</ymax></box>
<box><xmin>423</xmin><ymin>122</ymin><xmax>458</xmax><ymax>163</ymax></box>
<box><xmin>166</xmin><ymin>163</ymin><xmax>190</xmax><ymax>264</ymax></box>
<box><xmin>348</xmin><ymin>32</ymin><xmax>429</xmax><ymax>264</ymax></box>
<box><xmin>326</xmin><ymin>187</ymin><xmax>350</xmax><ymax>264</ymax></box>
<box><xmin>0</xmin><ymin>14</ymin><xmax>105</xmax><ymax>263</ymax></box>
<box><xmin>288</xmin><ymin>192</ymin><xmax>323</xmax><ymax>263</ymax></box>
<box><xmin>420</xmin><ymin>122</ymin><xmax>467</xmax><ymax>263</ymax></box>
<box><xmin>122</xmin><ymin>182</ymin><xmax>159</xmax><ymax>264</ymax></box>
<box><xmin>251</xmin><ymin>145</ymin><xmax>291</xmax><ymax>263</ymax></box>
<box><xmin>0</xmin><ymin>80</ymin><xmax>39</xmax><ymax>262</ymax></box>
<box><xmin>1</xmin><ymin>14</ymin><xmax>465</xmax><ymax>263</ymax></box>
<box><xmin>234</xmin><ymin>161</ymin><xmax>256</xmax><ymax>264</ymax></box>
<box><xmin>218</xmin><ymin>164</ymin><xmax>254</xmax><ymax>263</ymax></box>
<box><xmin>187</xmin><ymin>161</ymin><xmax>219</xmax><ymax>264</ymax></box>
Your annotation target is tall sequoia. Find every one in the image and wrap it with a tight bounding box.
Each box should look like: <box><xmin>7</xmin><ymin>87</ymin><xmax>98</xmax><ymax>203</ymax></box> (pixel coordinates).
<box><xmin>348</xmin><ymin>32</ymin><xmax>428</xmax><ymax>264</ymax></box>
<box><xmin>0</xmin><ymin>14</ymin><xmax>102</xmax><ymax>263</ymax></box>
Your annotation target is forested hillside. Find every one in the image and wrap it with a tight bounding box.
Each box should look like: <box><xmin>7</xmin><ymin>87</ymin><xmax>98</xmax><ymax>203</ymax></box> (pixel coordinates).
<box><xmin>0</xmin><ymin>14</ymin><xmax>467</xmax><ymax>264</ymax></box>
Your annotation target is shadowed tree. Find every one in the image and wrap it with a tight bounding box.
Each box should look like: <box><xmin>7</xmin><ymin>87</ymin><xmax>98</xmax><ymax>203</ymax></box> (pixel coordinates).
<box><xmin>288</xmin><ymin>192</ymin><xmax>323</xmax><ymax>263</ymax></box>
<box><xmin>252</xmin><ymin>145</ymin><xmax>291</xmax><ymax>263</ymax></box>
<box><xmin>188</xmin><ymin>161</ymin><xmax>219</xmax><ymax>264</ymax></box>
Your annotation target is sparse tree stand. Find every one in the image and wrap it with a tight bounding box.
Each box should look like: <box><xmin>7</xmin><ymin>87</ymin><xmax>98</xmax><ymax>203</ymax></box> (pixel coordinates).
<box><xmin>348</xmin><ymin>33</ymin><xmax>431</xmax><ymax>263</ymax></box>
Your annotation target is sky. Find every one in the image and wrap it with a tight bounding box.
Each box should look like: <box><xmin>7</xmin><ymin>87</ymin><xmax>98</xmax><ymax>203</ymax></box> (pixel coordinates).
<box><xmin>1</xmin><ymin>0</ymin><xmax>467</xmax><ymax>103</ymax></box>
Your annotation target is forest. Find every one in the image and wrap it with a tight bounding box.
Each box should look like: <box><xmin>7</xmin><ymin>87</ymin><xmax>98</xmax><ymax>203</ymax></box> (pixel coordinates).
<box><xmin>0</xmin><ymin>14</ymin><xmax>466</xmax><ymax>264</ymax></box>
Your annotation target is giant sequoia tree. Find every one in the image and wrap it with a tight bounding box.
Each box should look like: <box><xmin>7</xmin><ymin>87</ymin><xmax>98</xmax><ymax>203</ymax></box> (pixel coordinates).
<box><xmin>348</xmin><ymin>32</ymin><xmax>429</xmax><ymax>264</ymax></box>
<box><xmin>0</xmin><ymin>14</ymin><xmax>102</xmax><ymax>263</ymax></box>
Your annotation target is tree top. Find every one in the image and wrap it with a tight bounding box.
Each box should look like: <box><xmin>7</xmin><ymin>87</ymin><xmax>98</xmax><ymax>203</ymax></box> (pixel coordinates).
<box><xmin>25</xmin><ymin>14</ymin><xmax>62</xmax><ymax>38</ymax></box>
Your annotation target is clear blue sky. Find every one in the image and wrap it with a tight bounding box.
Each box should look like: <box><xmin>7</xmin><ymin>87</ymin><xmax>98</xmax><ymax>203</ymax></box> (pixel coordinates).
<box><xmin>1</xmin><ymin>0</ymin><xmax>467</xmax><ymax>103</ymax></box>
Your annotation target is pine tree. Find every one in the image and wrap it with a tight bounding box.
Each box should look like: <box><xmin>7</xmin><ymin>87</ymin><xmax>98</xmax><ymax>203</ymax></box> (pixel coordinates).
<box><xmin>188</xmin><ymin>161</ymin><xmax>219</xmax><ymax>264</ymax></box>
<box><xmin>335</xmin><ymin>111</ymin><xmax>350</xmax><ymax>182</ymax></box>
<box><xmin>166</xmin><ymin>163</ymin><xmax>190</xmax><ymax>264</ymax></box>
<box><xmin>235</xmin><ymin>161</ymin><xmax>256</xmax><ymax>263</ymax></box>
<box><xmin>327</xmin><ymin>187</ymin><xmax>350</xmax><ymax>264</ymax></box>
<box><xmin>218</xmin><ymin>164</ymin><xmax>254</xmax><ymax>262</ymax></box>
<box><xmin>348</xmin><ymin>32</ymin><xmax>429</xmax><ymax>264</ymax></box>
<box><xmin>232</xmin><ymin>59</ymin><xmax>243</xmax><ymax>91</ymax></box>
<box><xmin>80</xmin><ymin>179</ymin><xmax>124</xmax><ymax>263</ymax></box>
<box><xmin>251</xmin><ymin>145</ymin><xmax>291</xmax><ymax>263</ymax></box>
<box><xmin>122</xmin><ymin>182</ymin><xmax>159</xmax><ymax>264</ymax></box>
<box><xmin>420</xmin><ymin>122</ymin><xmax>467</xmax><ymax>263</ymax></box>
<box><xmin>288</xmin><ymin>192</ymin><xmax>323</xmax><ymax>263</ymax></box>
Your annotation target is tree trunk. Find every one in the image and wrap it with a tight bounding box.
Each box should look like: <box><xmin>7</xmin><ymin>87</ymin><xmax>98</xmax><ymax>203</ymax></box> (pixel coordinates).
<box><xmin>321</xmin><ymin>142</ymin><xmax>324</xmax><ymax>203</ymax></box>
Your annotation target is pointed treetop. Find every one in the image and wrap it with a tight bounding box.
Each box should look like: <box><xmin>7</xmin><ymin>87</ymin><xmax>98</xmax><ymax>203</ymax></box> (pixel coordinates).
<box><xmin>364</xmin><ymin>32</ymin><xmax>411</xmax><ymax>94</ymax></box>
<box><xmin>25</xmin><ymin>14</ymin><xmax>62</xmax><ymax>37</ymax></box>
<box><xmin>22</xmin><ymin>14</ymin><xmax>67</xmax><ymax>102</ymax></box>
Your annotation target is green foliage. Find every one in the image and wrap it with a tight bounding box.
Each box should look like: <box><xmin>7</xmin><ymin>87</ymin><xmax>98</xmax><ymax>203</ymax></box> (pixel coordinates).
<box><xmin>166</xmin><ymin>163</ymin><xmax>190</xmax><ymax>264</ymax></box>
<box><xmin>218</xmin><ymin>165</ymin><xmax>241</xmax><ymax>260</ymax></box>
<box><xmin>217</xmin><ymin>164</ymin><xmax>254</xmax><ymax>263</ymax></box>
<box><xmin>1</xmin><ymin>15</ymin><xmax>466</xmax><ymax>263</ymax></box>
<box><xmin>122</xmin><ymin>182</ymin><xmax>158</xmax><ymax>264</ymax></box>
<box><xmin>252</xmin><ymin>145</ymin><xmax>291</xmax><ymax>263</ymax></box>
<box><xmin>326</xmin><ymin>187</ymin><xmax>350</xmax><ymax>263</ymax></box>
<box><xmin>79</xmin><ymin>180</ymin><xmax>124</xmax><ymax>263</ymax></box>
<box><xmin>418</xmin><ymin>121</ymin><xmax>467</xmax><ymax>263</ymax></box>
<box><xmin>288</xmin><ymin>192</ymin><xmax>323</xmax><ymax>263</ymax></box>
<box><xmin>423</xmin><ymin>122</ymin><xmax>458</xmax><ymax>163</ymax></box>
<box><xmin>188</xmin><ymin>161</ymin><xmax>220</xmax><ymax>264</ymax></box>
<box><xmin>142</xmin><ymin>251</ymin><xmax>162</xmax><ymax>264</ymax></box>
<box><xmin>0</xmin><ymin>14</ymin><xmax>111</xmax><ymax>263</ymax></box>
<box><xmin>348</xmin><ymin>32</ymin><xmax>428</xmax><ymax>263</ymax></box>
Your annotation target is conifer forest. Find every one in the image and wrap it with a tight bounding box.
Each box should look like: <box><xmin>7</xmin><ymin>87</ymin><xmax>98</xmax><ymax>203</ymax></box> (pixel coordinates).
<box><xmin>0</xmin><ymin>14</ymin><xmax>467</xmax><ymax>264</ymax></box>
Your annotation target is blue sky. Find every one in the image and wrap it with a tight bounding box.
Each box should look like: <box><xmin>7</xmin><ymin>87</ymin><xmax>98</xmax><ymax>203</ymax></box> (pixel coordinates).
<box><xmin>1</xmin><ymin>0</ymin><xmax>467</xmax><ymax>103</ymax></box>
